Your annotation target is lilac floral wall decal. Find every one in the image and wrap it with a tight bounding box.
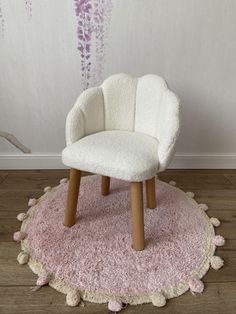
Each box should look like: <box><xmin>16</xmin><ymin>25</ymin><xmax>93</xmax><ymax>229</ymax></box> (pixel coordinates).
<box><xmin>74</xmin><ymin>0</ymin><xmax>113</xmax><ymax>90</ymax></box>
<box><xmin>74</xmin><ymin>0</ymin><xmax>93</xmax><ymax>90</ymax></box>
<box><xmin>92</xmin><ymin>0</ymin><xmax>113</xmax><ymax>87</ymax></box>
<box><xmin>25</xmin><ymin>0</ymin><xmax>32</xmax><ymax>20</ymax></box>
<box><xmin>0</xmin><ymin>1</ymin><xmax>5</xmax><ymax>38</ymax></box>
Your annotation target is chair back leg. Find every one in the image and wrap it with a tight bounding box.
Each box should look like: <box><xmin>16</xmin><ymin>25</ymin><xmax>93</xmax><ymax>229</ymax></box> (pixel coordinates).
<box><xmin>101</xmin><ymin>176</ymin><xmax>110</xmax><ymax>196</ymax></box>
<box><xmin>64</xmin><ymin>168</ymin><xmax>81</xmax><ymax>227</ymax></box>
<box><xmin>145</xmin><ymin>177</ymin><xmax>157</xmax><ymax>209</ymax></box>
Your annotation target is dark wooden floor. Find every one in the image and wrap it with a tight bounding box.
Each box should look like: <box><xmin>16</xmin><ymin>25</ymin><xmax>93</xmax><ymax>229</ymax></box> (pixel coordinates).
<box><xmin>0</xmin><ymin>170</ymin><xmax>236</xmax><ymax>314</ymax></box>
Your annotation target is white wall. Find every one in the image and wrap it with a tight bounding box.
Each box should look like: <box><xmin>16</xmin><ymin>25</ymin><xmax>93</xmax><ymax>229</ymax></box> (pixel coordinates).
<box><xmin>0</xmin><ymin>0</ymin><xmax>236</xmax><ymax>169</ymax></box>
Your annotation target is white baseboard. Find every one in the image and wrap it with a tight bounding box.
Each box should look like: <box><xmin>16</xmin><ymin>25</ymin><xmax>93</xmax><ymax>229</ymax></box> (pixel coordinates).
<box><xmin>171</xmin><ymin>154</ymin><xmax>236</xmax><ymax>169</ymax></box>
<box><xmin>0</xmin><ymin>153</ymin><xmax>236</xmax><ymax>170</ymax></box>
<box><xmin>0</xmin><ymin>154</ymin><xmax>67</xmax><ymax>169</ymax></box>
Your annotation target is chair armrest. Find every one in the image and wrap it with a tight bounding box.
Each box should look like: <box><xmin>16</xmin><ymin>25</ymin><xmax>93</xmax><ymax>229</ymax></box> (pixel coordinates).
<box><xmin>65</xmin><ymin>105</ymin><xmax>85</xmax><ymax>146</ymax></box>
<box><xmin>65</xmin><ymin>87</ymin><xmax>105</xmax><ymax>146</ymax></box>
<box><xmin>157</xmin><ymin>90</ymin><xmax>180</xmax><ymax>171</ymax></box>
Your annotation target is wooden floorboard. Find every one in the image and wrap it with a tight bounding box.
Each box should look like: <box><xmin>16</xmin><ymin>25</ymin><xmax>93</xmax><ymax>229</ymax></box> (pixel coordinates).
<box><xmin>0</xmin><ymin>171</ymin><xmax>8</xmax><ymax>185</ymax></box>
<box><xmin>0</xmin><ymin>283</ymin><xmax>236</xmax><ymax>314</ymax></box>
<box><xmin>225</xmin><ymin>174</ymin><xmax>236</xmax><ymax>188</ymax></box>
<box><xmin>0</xmin><ymin>169</ymin><xmax>236</xmax><ymax>313</ymax></box>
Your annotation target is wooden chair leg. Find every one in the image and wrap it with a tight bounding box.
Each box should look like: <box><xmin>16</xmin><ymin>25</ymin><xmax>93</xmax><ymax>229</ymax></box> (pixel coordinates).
<box><xmin>64</xmin><ymin>168</ymin><xmax>81</xmax><ymax>227</ymax></box>
<box><xmin>101</xmin><ymin>176</ymin><xmax>110</xmax><ymax>196</ymax></box>
<box><xmin>130</xmin><ymin>182</ymin><xmax>145</xmax><ymax>251</ymax></box>
<box><xmin>145</xmin><ymin>177</ymin><xmax>156</xmax><ymax>209</ymax></box>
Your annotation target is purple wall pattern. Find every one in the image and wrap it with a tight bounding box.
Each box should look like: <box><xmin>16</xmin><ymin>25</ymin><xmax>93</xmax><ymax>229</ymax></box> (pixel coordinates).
<box><xmin>74</xmin><ymin>0</ymin><xmax>113</xmax><ymax>90</ymax></box>
<box><xmin>0</xmin><ymin>0</ymin><xmax>32</xmax><ymax>38</ymax></box>
<box><xmin>25</xmin><ymin>0</ymin><xmax>33</xmax><ymax>19</ymax></box>
<box><xmin>0</xmin><ymin>0</ymin><xmax>112</xmax><ymax>88</ymax></box>
<box><xmin>0</xmin><ymin>1</ymin><xmax>4</xmax><ymax>38</ymax></box>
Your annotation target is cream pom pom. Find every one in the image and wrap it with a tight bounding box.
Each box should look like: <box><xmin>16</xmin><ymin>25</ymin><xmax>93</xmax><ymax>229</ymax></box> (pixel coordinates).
<box><xmin>28</xmin><ymin>198</ymin><xmax>37</xmax><ymax>207</ymax></box>
<box><xmin>66</xmin><ymin>291</ymin><xmax>80</xmax><ymax>307</ymax></box>
<box><xmin>60</xmin><ymin>178</ymin><xmax>68</xmax><ymax>184</ymax></box>
<box><xmin>198</xmin><ymin>203</ymin><xmax>208</xmax><ymax>211</ymax></box>
<box><xmin>210</xmin><ymin>217</ymin><xmax>221</xmax><ymax>227</ymax></box>
<box><xmin>108</xmin><ymin>299</ymin><xmax>123</xmax><ymax>312</ymax></box>
<box><xmin>17</xmin><ymin>212</ymin><xmax>28</xmax><ymax>222</ymax></box>
<box><xmin>150</xmin><ymin>293</ymin><xmax>166</xmax><ymax>307</ymax></box>
<box><xmin>17</xmin><ymin>251</ymin><xmax>29</xmax><ymax>264</ymax></box>
<box><xmin>44</xmin><ymin>186</ymin><xmax>51</xmax><ymax>193</ymax></box>
<box><xmin>210</xmin><ymin>256</ymin><xmax>224</xmax><ymax>270</ymax></box>
<box><xmin>186</xmin><ymin>192</ymin><xmax>195</xmax><ymax>198</ymax></box>
<box><xmin>169</xmin><ymin>180</ymin><xmax>176</xmax><ymax>186</ymax></box>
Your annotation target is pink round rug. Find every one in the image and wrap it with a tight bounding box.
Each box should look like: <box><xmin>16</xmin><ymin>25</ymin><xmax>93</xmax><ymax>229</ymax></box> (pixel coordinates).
<box><xmin>14</xmin><ymin>175</ymin><xmax>225</xmax><ymax>310</ymax></box>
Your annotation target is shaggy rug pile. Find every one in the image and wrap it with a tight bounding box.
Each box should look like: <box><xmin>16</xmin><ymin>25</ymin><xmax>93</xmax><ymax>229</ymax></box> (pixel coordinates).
<box><xmin>14</xmin><ymin>175</ymin><xmax>225</xmax><ymax>311</ymax></box>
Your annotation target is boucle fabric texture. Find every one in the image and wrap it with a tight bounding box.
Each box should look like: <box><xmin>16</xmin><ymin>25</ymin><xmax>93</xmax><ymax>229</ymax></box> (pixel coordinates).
<box><xmin>63</xmin><ymin>73</ymin><xmax>180</xmax><ymax>178</ymax></box>
<box><xmin>62</xmin><ymin>130</ymin><xmax>159</xmax><ymax>181</ymax></box>
<box><xmin>16</xmin><ymin>175</ymin><xmax>223</xmax><ymax>307</ymax></box>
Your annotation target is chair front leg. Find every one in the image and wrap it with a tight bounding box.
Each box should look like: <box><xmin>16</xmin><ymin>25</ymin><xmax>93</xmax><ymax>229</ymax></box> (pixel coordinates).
<box><xmin>101</xmin><ymin>176</ymin><xmax>110</xmax><ymax>196</ymax></box>
<box><xmin>130</xmin><ymin>182</ymin><xmax>145</xmax><ymax>251</ymax></box>
<box><xmin>64</xmin><ymin>168</ymin><xmax>81</xmax><ymax>227</ymax></box>
<box><xmin>145</xmin><ymin>177</ymin><xmax>156</xmax><ymax>209</ymax></box>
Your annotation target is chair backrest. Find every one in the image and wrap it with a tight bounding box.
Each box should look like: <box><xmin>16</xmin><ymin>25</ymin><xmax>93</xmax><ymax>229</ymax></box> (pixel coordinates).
<box><xmin>101</xmin><ymin>73</ymin><xmax>169</xmax><ymax>138</ymax></box>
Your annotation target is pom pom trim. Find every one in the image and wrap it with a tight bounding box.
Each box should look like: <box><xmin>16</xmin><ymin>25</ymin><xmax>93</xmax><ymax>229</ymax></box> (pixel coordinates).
<box><xmin>213</xmin><ymin>235</ymin><xmax>225</xmax><ymax>246</ymax></box>
<box><xmin>150</xmin><ymin>292</ymin><xmax>166</xmax><ymax>307</ymax></box>
<box><xmin>13</xmin><ymin>231</ymin><xmax>27</xmax><ymax>242</ymax></box>
<box><xmin>210</xmin><ymin>217</ymin><xmax>221</xmax><ymax>227</ymax></box>
<box><xmin>66</xmin><ymin>291</ymin><xmax>81</xmax><ymax>307</ymax></box>
<box><xmin>28</xmin><ymin>198</ymin><xmax>37</xmax><ymax>207</ymax></box>
<box><xmin>36</xmin><ymin>274</ymin><xmax>51</xmax><ymax>287</ymax></box>
<box><xmin>189</xmin><ymin>278</ymin><xmax>204</xmax><ymax>294</ymax></box>
<box><xmin>17</xmin><ymin>251</ymin><xmax>29</xmax><ymax>265</ymax></box>
<box><xmin>17</xmin><ymin>212</ymin><xmax>28</xmax><ymax>222</ymax></box>
<box><xmin>60</xmin><ymin>178</ymin><xmax>68</xmax><ymax>184</ymax></box>
<box><xmin>198</xmin><ymin>203</ymin><xmax>208</xmax><ymax>211</ymax></box>
<box><xmin>186</xmin><ymin>191</ymin><xmax>195</xmax><ymax>198</ymax></box>
<box><xmin>210</xmin><ymin>256</ymin><xmax>224</xmax><ymax>270</ymax></box>
<box><xmin>108</xmin><ymin>299</ymin><xmax>123</xmax><ymax>312</ymax></box>
<box><xmin>44</xmin><ymin>186</ymin><xmax>51</xmax><ymax>193</ymax></box>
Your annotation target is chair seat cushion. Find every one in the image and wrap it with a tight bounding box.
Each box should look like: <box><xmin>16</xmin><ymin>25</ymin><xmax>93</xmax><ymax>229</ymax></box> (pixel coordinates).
<box><xmin>62</xmin><ymin>131</ymin><xmax>159</xmax><ymax>182</ymax></box>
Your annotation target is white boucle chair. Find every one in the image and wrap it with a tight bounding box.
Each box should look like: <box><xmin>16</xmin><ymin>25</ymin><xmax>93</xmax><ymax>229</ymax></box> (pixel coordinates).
<box><xmin>62</xmin><ymin>73</ymin><xmax>180</xmax><ymax>251</ymax></box>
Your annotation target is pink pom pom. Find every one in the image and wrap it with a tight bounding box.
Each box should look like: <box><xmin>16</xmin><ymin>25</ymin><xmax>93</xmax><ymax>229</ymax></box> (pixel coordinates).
<box><xmin>213</xmin><ymin>235</ymin><xmax>225</xmax><ymax>246</ymax></box>
<box><xmin>36</xmin><ymin>274</ymin><xmax>50</xmax><ymax>286</ymax></box>
<box><xmin>28</xmin><ymin>198</ymin><xmax>37</xmax><ymax>207</ymax></box>
<box><xmin>189</xmin><ymin>278</ymin><xmax>204</xmax><ymax>294</ymax></box>
<box><xmin>108</xmin><ymin>299</ymin><xmax>123</xmax><ymax>312</ymax></box>
<box><xmin>13</xmin><ymin>231</ymin><xmax>27</xmax><ymax>242</ymax></box>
